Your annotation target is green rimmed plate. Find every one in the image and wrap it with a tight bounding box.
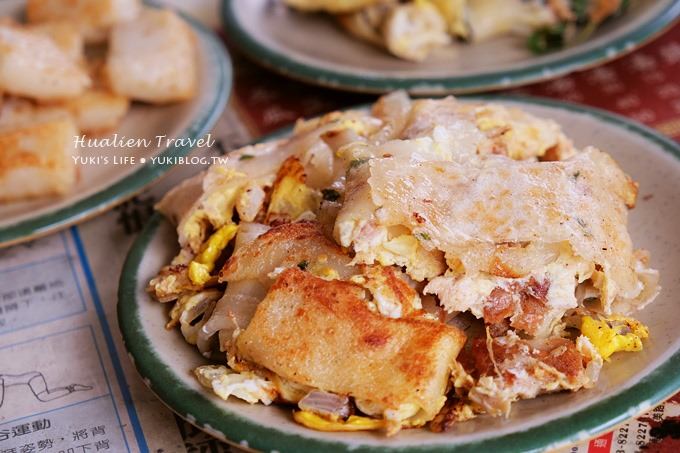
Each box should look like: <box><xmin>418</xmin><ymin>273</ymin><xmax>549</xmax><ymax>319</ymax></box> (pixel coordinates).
<box><xmin>118</xmin><ymin>97</ymin><xmax>680</xmax><ymax>452</ymax></box>
<box><xmin>0</xmin><ymin>1</ymin><xmax>232</xmax><ymax>248</ymax></box>
<box><xmin>221</xmin><ymin>0</ymin><xmax>680</xmax><ymax>94</ymax></box>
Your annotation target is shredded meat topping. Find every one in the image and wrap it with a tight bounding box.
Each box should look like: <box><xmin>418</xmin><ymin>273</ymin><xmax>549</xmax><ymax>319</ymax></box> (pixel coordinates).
<box><xmin>482</xmin><ymin>277</ymin><xmax>550</xmax><ymax>336</ymax></box>
<box><xmin>466</xmin><ymin>335</ymin><xmax>585</xmax><ymax>384</ymax></box>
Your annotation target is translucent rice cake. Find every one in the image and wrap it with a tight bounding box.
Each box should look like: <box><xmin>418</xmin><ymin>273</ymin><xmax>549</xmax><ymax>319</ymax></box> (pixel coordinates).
<box><xmin>106</xmin><ymin>9</ymin><xmax>197</xmax><ymax>104</ymax></box>
<box><xmin>27</xmin><ymin>21</ymin><xmax>85</xmax><ymax>62</ymax></box>
<box><xmin>0</xmin><ymin>91</ymin><xmax>128</xmax><ymax>136</ymax></box>
<box><xmin>26</xmin><ymin>0</ymin><xmax>141</xmax><ymax>43</ymax></box>
<box><xmin>0</xmin><ymin>24</ymin><xmax>90</xmax><ymax>101</ymax></box>
<box><xmin>0</xmin><ymin>119</ymin><xmax>79</xmax><ymax>201</ymax></box>
<box><xmin>0</xmin><ymin>97</ymin><xmax>71</xmax><ymax>130</ymax></box>
<box><xmin>61</xmin><ymin>90</ymin><xmax>129</xmax><ymax>134</ymax></box>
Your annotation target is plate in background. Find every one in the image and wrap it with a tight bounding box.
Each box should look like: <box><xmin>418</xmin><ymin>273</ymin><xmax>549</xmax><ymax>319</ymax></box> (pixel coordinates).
<box><xmin>0</xmin><ymin>1</ymin><xmax>232</xmax><ymax>248</ymax></box>
<box><xmin>222</xmin><ymin>0</ymin><xmax>680</xmax><ymax>94</ymax></box>
<box><xmin>118</xmin><ymin>96</ymin><xmax>680</xmax><ymax>452</ymax></box>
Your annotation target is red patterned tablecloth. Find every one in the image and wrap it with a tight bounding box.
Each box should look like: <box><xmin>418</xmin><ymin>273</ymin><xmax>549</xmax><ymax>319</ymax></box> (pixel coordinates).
<box><xmin>229</xmin><ymin>23</ymin><xmax>680</xmax><ymax>142</ymax></box>
<box><xmin>223</xmin><ymin>23</ymin><xmax>680</xmax><ymax>453</ymax></box>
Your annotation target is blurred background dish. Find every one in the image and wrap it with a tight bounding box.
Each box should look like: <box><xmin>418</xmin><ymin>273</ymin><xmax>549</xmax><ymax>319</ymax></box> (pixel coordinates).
<box><xmin>0</xmin><ymin>0</ymin><xmax>231</xmax><ymax>248</ymax></box>
<box><xmin>222</xmin><ymin>0</ymin><xmax>680</xmax><ymax>94</ymax></box>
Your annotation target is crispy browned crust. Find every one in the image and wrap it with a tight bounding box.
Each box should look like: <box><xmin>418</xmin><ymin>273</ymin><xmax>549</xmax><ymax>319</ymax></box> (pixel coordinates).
<box><xmin>235</xmin><ymin>269</ymin><xmax>466</xmax><ymax>419</ymax></box>
<box><xmin>218</xmin><ymin>221</ymin><xmax>346</xmax><ymax>282</ymax></box>
<box><xmin>27</xmin><ymin>0</ymin><xmax>111</xmax><ymax>24</ymax></box>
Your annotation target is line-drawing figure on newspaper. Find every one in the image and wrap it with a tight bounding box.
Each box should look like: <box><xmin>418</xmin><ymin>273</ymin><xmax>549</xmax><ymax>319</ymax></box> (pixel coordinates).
<box><xmin>0</xmin><ymin>371</ymin><xmax>92</xmax><ymax>408</ymax></box>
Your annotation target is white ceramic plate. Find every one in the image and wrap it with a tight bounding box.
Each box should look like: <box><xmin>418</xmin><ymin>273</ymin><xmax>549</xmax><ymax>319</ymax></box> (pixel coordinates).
<box><xmin>0</xmin><ymin>1</ymin><xmax>232</xmax><ymax>248</ymax></box>
<box><xmin>118</xmin><ymin>97</ymin><xmax>680</xmax><ymax>452</ymax></box>
<box><xmin>221</xmin><ymin>0</ymin><xmax>680</xmax><ymax>94</ymax></box>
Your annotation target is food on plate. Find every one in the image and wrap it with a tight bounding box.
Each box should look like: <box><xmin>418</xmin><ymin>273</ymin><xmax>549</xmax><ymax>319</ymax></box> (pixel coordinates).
<box><xmin>0</xmin><ymin>3</ymin><xmax>196</xmax><ymax>203</ymax></box>
<box><xmin>284</xmin><ymin>0</ymin><xmax>380</xmax><ymax>13</ymax></box>
<box><xmin>26</xmin><ymin>21</ymin><xmax>86</xmax><ymax>62</ymax></box>
<box><xmin>236</xmin><ymin>269</ymin><xmax>465</xmax><ymax>433</ymax></box>
<box><xmin>459</xmin><ymin>331</ymin><xmax>602</xmax><ymax>416</ymax></box>
<box><xmin>106</xmin><ymin>8</ymin><xmax>197</xmax><ymax>103</ymax></box>
<box><xmin>284</xmin><ymin>0</ymin><xmax>631</xmax><ymax>61</ymax></box>
<box><xmin>61</xmin><ymin>89</ymin><xmax>131</xmax><ymax>135</ymax></box>
<box><xmin>148</xmin><ymin>92</ymin><xmax>659</xmax><ymax>435</ymax></box>
<box><xmin>0</xmin><ymin>119</ymin><xmax>79</xmax><ymax>201</ymax></box>
<box><xmin>0</xmin><ymin>85</ymin><xmax>129</xmax><ymax>137</ymax></box>
<box><xmin>0</xmin><ymin>23</ymin><xmax>91</xmax><ymax>100</ymax></box>
<box><xmin>26</xmin><ymin>0</ymin><xmax>141</xmax><ymax>43</ymax></box>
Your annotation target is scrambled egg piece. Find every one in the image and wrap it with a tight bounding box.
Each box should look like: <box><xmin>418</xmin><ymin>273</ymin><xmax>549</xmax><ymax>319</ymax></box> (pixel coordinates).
<box><xmin>377</xmin><ymin>234</ymin><xmax>446</xmax><ymax>281</ymax></box>
<box><xmin>383</xmin><ymin>1</ymin><xmax>450</xmax><ymax>62</ymax></box>
<box><xmin>473</xmin><ymin>105</ymin><xmax>572</xmax><ymax>160</ymax></box>
<box><xmin>581</xmin><ymin>315</ymin><xmax>649</xmax><ymax>361</ymax></box>
<box><xmin>188</xmin><ymin>224</ymin><xmax>238</xmax><ymax>286</ymax></box>
<box><xmin>335</xmin><ymin>117</ymin><xmax>376</xmax><ymax>137</ymax></box>
<box><xmin>293</xmin><ymin>411</ymin><xmax>385</xmax><ymax>432</ymax></box>
<box><xmin>194</xmin><ymin>365</ymin><xmax>277</xmax><ymax>405</ymax></box>
<box><xmin>266</xmin><ymin>156</ymin><xmax>319</xmax><ymax>225</ymax></box>
<box><xmin>312</xmin><ymin>267</ymin><xmax>340</xmax><ymax>280</ymax></box>
<box><xmin>350</xmin><ymin>266</ymin><xmax>422</xmax><ymax>318</ymax></box>
<box><xmin>308</xmin><ymin>255</ymin><xmax>341</xmax><ymax>280</ymax></box>
<box><xmin>177</xmin><ymin>167</ymin><xmax>248</xmax><ymax>253</ymax></box>
<box><xmin>424</xmin><ymin>0</ymin><xmax>467</xmax><ymax>36</ymax></box>
<box><xmin>283</xmin><ymin>0</ymin><xmax>379</xmax><ymax>13</ymax></box>
<box><xmin>294</xmin><ymin>403</ymin><xmax>430</xmax><ymax>435</ymax></box>
<box><xmin>356</xmin><ymin>232</ymin><xmax>446</xmax><ymax>282</ymax></box>
<box><xmin>383</xmin><ymin>402</ymin><xmax>434</xmax><ymax>434</ymax></box>
<box><xmin>381</xmin><ymin>234</ymin><xmax>419</xmax><ymax>262</ymax></box>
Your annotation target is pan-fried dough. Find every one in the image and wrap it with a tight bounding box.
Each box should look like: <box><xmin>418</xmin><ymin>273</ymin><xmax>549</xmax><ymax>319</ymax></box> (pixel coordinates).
<box><xmin>236</xmin><ymin>269</ymin><xmax>465</xmax><ymax>424</ymax></box>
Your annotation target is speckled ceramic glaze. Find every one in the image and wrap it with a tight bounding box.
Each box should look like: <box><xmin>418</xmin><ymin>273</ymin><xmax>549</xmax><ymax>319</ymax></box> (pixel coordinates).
<box><xmin>0</xmin><ymin>0</ymin><xmax>232</xmax><ymax>248</ymax></box>
<box><xmin>221</xmin><ymin>0</ymin><xmax>680</xmax><ymax>94</ymax></box>
<box><xmin>119</xmin><ymin>97</ymin><xmax>680</xmax><ymax>452</ymax></box>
